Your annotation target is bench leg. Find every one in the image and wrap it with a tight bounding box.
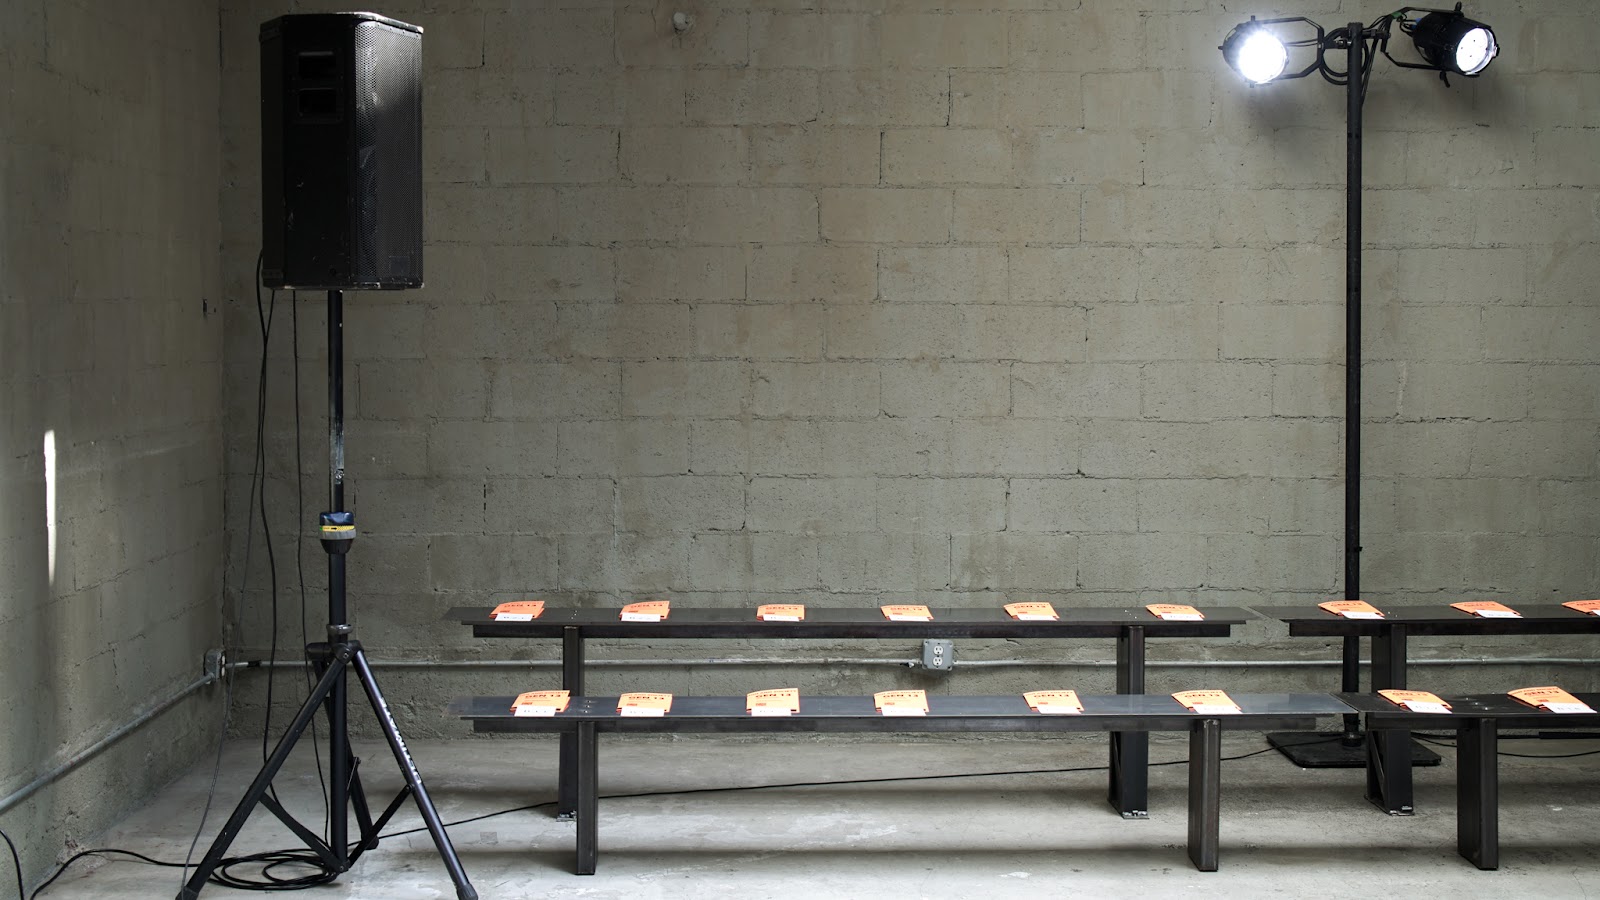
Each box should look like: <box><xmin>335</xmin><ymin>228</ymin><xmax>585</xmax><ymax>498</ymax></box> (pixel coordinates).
<box><xmin>1109</xmin><ymin>625</ymin><xmax>1149</xmax><ymax>818</ymax></box>
<box><xmin>1457</xmin><ymin>719</ymin><xmax>1498</xmax><ymax>870</ymax></box>
<box><xmin>1187</xmin><ymin>719</ymin><xmax>1221</xmax><ymax>872</ymax></box>
<box><xmin>558</xmin><ymin>627</ymin><xmax>585</xmax><ymax>819</ymax></box>
<box><xmin>575</xmin><ymin>721</ymin><xmax>598</xmax><ymax>875</ymax></box>
<box><xmin>1365</xmin><ymin>627</ymin><xmax>1415</xmax><ymax>816</ymax></box>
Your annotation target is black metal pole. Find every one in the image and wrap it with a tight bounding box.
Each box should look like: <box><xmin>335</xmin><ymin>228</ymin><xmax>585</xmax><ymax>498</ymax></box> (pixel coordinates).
<box><xmin>1341</xmin><ymin>26</ymin><xmax>1365</xmax><ymax>742</ymax></box>
<box><xmin>327</xmin><ymin>288</ymin><xmax>351</xmax><ymax>865</ymax></box>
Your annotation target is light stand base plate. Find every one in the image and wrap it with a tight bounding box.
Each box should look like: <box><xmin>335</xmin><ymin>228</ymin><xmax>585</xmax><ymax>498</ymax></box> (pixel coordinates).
<box><xmin>1266</xmin><ymin>731</ymin><xmax>1441</xmax><ymax>768</ymax></box>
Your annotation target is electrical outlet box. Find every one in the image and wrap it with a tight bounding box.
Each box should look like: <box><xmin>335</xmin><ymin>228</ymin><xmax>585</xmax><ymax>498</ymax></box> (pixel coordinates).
<box><xmin>922</xmin><ymin>639</ymin><xmax>954</xmax><ymax>671</ymax></box>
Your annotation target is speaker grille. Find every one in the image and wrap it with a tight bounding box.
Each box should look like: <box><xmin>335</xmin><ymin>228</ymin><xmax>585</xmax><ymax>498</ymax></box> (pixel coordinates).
<box><xmin>353</xmin><ymin>20</ymin><xmax>423</xmax><ymax>287</ymax></box>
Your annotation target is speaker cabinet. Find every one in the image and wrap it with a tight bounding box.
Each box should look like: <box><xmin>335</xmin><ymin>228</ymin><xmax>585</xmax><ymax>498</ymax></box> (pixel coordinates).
<box><xmin>261</xmin><ymin>13</ymin><xmax>423</xmax><ymax>290</ymax></box>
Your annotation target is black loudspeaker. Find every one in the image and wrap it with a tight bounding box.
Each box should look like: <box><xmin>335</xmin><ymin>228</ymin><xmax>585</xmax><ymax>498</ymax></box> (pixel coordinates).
<box><xmin>261</xmin><ymin>13</ymin><xmax>423</xmax><ymax>290</ymax></box>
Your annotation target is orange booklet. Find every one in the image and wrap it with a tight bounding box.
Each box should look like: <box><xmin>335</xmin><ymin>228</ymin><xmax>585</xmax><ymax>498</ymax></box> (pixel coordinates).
<box><xmin>881</xmin><ymin>604</ymin><xmax>933</xmax><ymax>622</ymax></box>
<box><xmin>620</xmin><ymin>600</ymin><xmax>670</xmax><ymax>622</ymax></box>
<box><xmin>1147</xmin><ymin>603</ymin><xmax>1204</xmax><ymax>621</ymax></box>
<box><xmin>1172</xmin><ymin>690</ymin><xmax>1241</xmax><ymax>714</ymax></box>
<box><xmin>747</xmin><ymin>688</ymin><xmax>801</xmax><ymax>716</ymax></box>
<box><xmin>1319</xmin><ymin>600</ymin><xmax>1384</xmax><ymax>619</ymax></box>
<box><xmin>1024</xmin><ymin>690</ymin><xmax>1083</xmax><ymax>714</ymax></box>
<box><xmin>510</xmin><ymin>690</ymin><xmax>570</xmax><ymax>717</ymax></box>
<box><xmin>491</xmin><ymin>600</ymin><xmax>546</xmax><ymax>621</ymax></box>
<box><xmin>1004</xmin><ymin>601</ymin><xmax>1059</xmax><ymax>621</ymax></box>
<box><xmin>617</xmin><ymin>692</ymin><xmax>673</xmax><ymax>716</ymax></box>
<box><xmin>1562</xmin><ymin>599</ymin><xmax>1600</xmax><ymax>616</ymax></box>
<box><xmin>1379</xmin><ymin>689</ymin><xmax>1451</xmax><ymax>713</ymax></box>
<box><xmin>757</xmin><ymin>603</ymin><xmax>806</xmax><ymax>622</ymax></box>
<box><xmin>1508</xmin><ymin>686</ymin><xmax>1596</xmax><ymax>714</ymax></box>
<box><xmin>874</xmin><ymin>689</ymin><xmax>929</xmax><ymax>716</ymax></box>
<box><xmin>1450</xmin><ymin>600</ymin><xmax>1521</xmax><ymax>619</ymax></box>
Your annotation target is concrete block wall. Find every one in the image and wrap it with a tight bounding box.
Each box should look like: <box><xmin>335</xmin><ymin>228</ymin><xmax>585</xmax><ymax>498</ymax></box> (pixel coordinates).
<box><xmin>217</xmin><ymin>1</ymin><xmax>1600</xmax><ymax>734</ymax></box>
<box><xmin>0</xmin><ymin>0</ymin><xmax>225</xmax><ymax>888</ymax></box>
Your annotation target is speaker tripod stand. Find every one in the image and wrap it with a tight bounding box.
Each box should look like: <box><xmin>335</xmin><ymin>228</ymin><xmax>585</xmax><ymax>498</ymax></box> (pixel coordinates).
<box><xmin>180</xmin><ymin>290</ymin><xmax>476</xmax><ymax>900</ymax></box>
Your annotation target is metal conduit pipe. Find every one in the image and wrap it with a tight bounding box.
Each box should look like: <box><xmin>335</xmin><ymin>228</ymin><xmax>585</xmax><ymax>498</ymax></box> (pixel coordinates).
<box><xmin>232</xmin><ymin>656</ymin><xmax>1600</xmax><ymax>670</ymax></box>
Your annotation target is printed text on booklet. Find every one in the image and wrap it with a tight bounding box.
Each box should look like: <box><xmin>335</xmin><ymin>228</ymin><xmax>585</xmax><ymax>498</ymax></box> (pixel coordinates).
<box><xmin>1172</xmin><ymin>690</ymin><xmax>1241</xmax><ymax>715</ymax></box>
<box><xmin>491</xmin><ymin>600</ymin><xmax>545</xmax><ymax>621</ymax></box>
<box><xmin>1508</xmin><ymin>686</ymin><xmax>1596</xmax><ymax>714</ymax></box>
<box><xmin>1319</xmin><ymin>599</ymin><xmax>1384</xmax><ymax>620</ymax></box>
<box><xmin>620</xmin><ymin>600</ymin><xmax>670</xmax><ymax>622</ymax></box>
<box><xmin>1379</xmin><ymin>689</ymin><xmax>1451</xmax><ymax>714</ymax></box>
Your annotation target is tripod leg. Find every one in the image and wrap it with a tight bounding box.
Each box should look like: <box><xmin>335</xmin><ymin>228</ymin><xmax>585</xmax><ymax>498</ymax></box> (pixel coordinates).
<box><xmin>177</xmin><ymin>653</ymin><xmax>350</xmax><ymax>900</ymax></box>
<box><xmin>350</xmin><ymin>649</ymin><xmax>478</xmax><ymax>900</ymax></box>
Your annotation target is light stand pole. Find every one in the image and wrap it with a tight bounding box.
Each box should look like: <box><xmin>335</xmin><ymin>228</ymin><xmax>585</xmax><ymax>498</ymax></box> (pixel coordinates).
<box><xmin>1220</xmin><ymin>6</ymin><xmax>1499</xmax><ymax>769</ymax></box>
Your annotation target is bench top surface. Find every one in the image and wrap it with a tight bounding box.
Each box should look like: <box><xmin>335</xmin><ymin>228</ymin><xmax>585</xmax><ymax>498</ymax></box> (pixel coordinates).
<box><xmin>1254</xmin><ymin>604</ymin><xmax>1600</xmax><ymax>635</ymax></box>
<box><xmin>447</xmin><ymin>606</ymin><xmax>1254</xmax><ymax>638</ymax></box>
<box><xmin>451</xmin><ymin>692</ymin><xmax>1352</xmax><ymax>722</ymax></box>
<box><xmin>1340</xmin><ymin>691</ymin><xmax>1600</xmax><ymax>725</ymax></box>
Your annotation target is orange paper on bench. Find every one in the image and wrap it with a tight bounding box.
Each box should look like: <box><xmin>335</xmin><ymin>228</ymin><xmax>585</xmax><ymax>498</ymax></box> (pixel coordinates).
<box><xmin>757</xmin><ymin>604</ymin><xmax>805</xmax><ymax>622</ymax></box>
<box><xmin>1172</xmin><ymin>689</ymin><xmax>1241</xmax><ymax>713</ymax></box>
<box><xmin>881</xmin><ymin>604</ymin><xmax>933</xmax><ymax>622</ymax></box>
<box><xmin>1508</xmin><ymin>686</ymin><xmax>1595</xmax><ymax>713</ymax></box>
<box><xmin>1319</xmin><ymin>599</ymin><xmax>1384</xmax><ymax>619</ymax></box>
<box><xmin>1024</xmin><ymin>690</ymin><xmax>1084</xmax><ymax>714</ymax></box>
<box><xmin>1562</xmin><ymin>599</ymin><xmax>1600</xmax><ymax>616</ymax></box>
<box><xmin>617</xmin><ymin>692</ymin><xmax>672</xmax><ymax>716</ymax></box>
<box><xmin>874</xmin><ymin>689</ymin><xmax>929</xmax><ymax>715</ymax></box>
<box><xmin>1379</xmin><ymin>689</ymin><xmax>1450</xmax><ymax>713</ymax></box>
<box><xmin>1450</xmin><ymin>600</ymin><xmax>1521</xmax><ymax>618</ymax></box>
<box><xmin>491</xmin><ymin>600</ymin><xmax>545</xmax><ymax>621</ymax></box>
<box><xmin>620</xmin><ymin>600</ymin><xmax>670</xmax><ymax>622</ymax></box>
<box><xmin>1147</xmin><ymin>603</ymin><xmax>1204</xmax><ymax>621</ymax></box>
<box><xmin>1004</xmin><ymin>602</ymin><xmax>1058</xmax><ymax>621</ymax></box>
<box><xmin>747</xmin><ymin>688</ymin><xmax>801</xmax><ymax>715</ymax></box>
<box><xmin>510</xmin><ymin>690</ymin><xmax>569</xmax><ymax>715</ymax></box>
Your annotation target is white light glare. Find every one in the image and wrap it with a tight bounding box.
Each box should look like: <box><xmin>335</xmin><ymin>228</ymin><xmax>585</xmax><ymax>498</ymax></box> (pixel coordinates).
<box><xmin>1238</xmin><ymin>30</ymin><xmax>1288</xmax><ymax>84</ymax></box>
<box><xmin>1455</xmin><ymin>27</ymin><xmax>1496</xmax><ymax>75</ymax></box>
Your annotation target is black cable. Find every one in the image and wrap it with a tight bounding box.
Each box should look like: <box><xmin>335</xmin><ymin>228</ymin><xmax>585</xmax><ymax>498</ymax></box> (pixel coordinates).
<box><xmin>289</xmin><ymin>291</ymin><xmax>331</xmax><ymax>840</ymax></box>
<box><xmin>179</xmin><ymin>674</ymin><xmax>233</xmax><ymax>891</ymax></box>
<box><xmin>1411</xmin><ymin>734</ymin><xmax>1600</xmax><ymax>760</ymax></box>
<box><xmin>3</xmin><ymin>828</ymin><xmax>22</xmax><ymax>900</ymax></box>
<box><xmin>30</xmin><ymin>849</ymin><xmax>188</xmax><ymax>899</ymax></box>
<box><xmin>253</xmin><ymin>268</ymin><xmax>281</xmax><ymax>772</ymax></box>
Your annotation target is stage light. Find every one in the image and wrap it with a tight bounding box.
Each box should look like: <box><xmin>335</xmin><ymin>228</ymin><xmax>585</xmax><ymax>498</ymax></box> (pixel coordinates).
<box><xmin>1222</xmin><ymin>20</ymin><xmax>1289</xmax><ymax>84</ymax></box>
<box><xmin>1410</xmin><ymin>10</ymin><xmax>1497</xmax><ymax>75</ymax></box>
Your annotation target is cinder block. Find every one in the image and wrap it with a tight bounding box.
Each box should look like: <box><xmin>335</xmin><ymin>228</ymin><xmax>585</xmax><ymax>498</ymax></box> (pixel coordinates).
<box><xmin>750</xmin><ymin>125</ymin><xmax>881</xmax><ymax>186</ymax></box>
<box><xmin>417</xmin><ymin>11</ymin><xmax>483</xmax><ymax>71</ymax></box>
<box><xmin>828</xmin><ymin>304</ymin><xmax>1085</xmax><ymax>363</ymax></box>
<box><xmin>1011</xmin><ymin>363</ymin><xmax>1140</xmax><ymax>419</ymax></box>
<box><xmin>753</xmin><ymin>362</ymin><xmax>880</xmax><ymax>418</ymax></box>
<box><xmin>1080</xmin><ymin>420</ymin><xmax>1219</xmax><ymax>479</ymax></box>
<box><xmin>880</xmin><ymin>13</ymin><xmax>1007</xmax><ymax>69</ymax></box>
<box><xmin>880</xmin><ymin>247</ymin><xmax>1007</xmax><ymax>304</ymax></box>
<box><xmin>945</xmin><ymin>418</ymin><xmax>1078</xmax><ymax>476</ymax></box>
<box><xmin>361</xmin><ymin>360</ymin><xmax>492</xmax><ymax>421</ymax></box>
<box><xmin>819</xmin><ymin>70</ymin><xmax>948</xmax><ymax>126</ymax></box>
<box><xmin>348</xmin><ymin>534</ymin><xmax>431</xmax><ymax>593</ymax></box>
<box><xmin>1084</xmin><ymin>72</ymin><xmax>1214</xmax><ymax>133</ymax></box>
<box><xmin>1470</xmin><ymin>422</ymin><xmax>1597</xmax><ymax>478</ymax></box>
<box><xmin>618</xmin><ymin>247</ymin><xmax>746</xmax><ymax>302</ymax></box>
<box><xmin>485</xmin><ymin>477</ymin><xmax>614</xmax><ymax>534</ymax></box>
<box><xmin>618</xmin><ymin>7</ymin><xmax>749</xmax><ymax>68</ymax></box>
<box><xmin>558</xmin><ymin>532</ymin><xmax>690</xmax><ymax>592</ymax></box>
<box><xmin>1271</xmin><ymin>364</ymin><xmax>1341</xmax><ymax>418</ymax></box>
<box><xmin>688</xmin><ymin>532</ymin><xmax>821</xmax><ymax>591</ymax></box>
<box><xmin>880</xmin><ymin>362</ymin><xmax>1010</xmax><ymax>417</ymax></box>
<box><xmin>1137</xmin><ymin>479</ymin><xmax>1262</xmax><ymax>534</ymax></box>
<box><xmin>687</xmin><ymin>69</ymin><xmax>820</xmax><ymax>125</ymax></box>
<box><xmin>425</xmin><ymin>300</ymin><xmax>555</xmax><ymax>361</ymax></box>
<box><xmin>744</xmin><ymin>419</ymin><xmax>823</xmax><ymax>475</ymax></box>
<box><xmin>484</xmin><ymin>246</ymin><xmax>615</xmax><ymax>303</ymax></box>
<box><xmin>557</xmin><ymin>420</ymin><xmax>690</xmax><ymax>477</ymax></box>
<box><xmin>1360</xmin><ymin>422</ymin><xmax>1474</xmax><ymax>478</ymax></box>
<box><xmin>490</xmin><ymin>361</ymin><xmax>621</xmax><ymax>420</ymax></box>
<box><xmin>430</xmin><ymin>420</ymin><xmax>557</xmax><ymax>478</ymax></box>
<box><xmin>1536</xmin><ymin>479</ymin><xmax>1600</xmax><ymax>536</ymax></box>
<box><xmin>1529</xmin><ymin>366</ymin><xmax>1600</xmax><ymax>420</ymax></box>
<box><xmin>749</xmin><ymin>245</ymin><xmax>877</xmax><ymax>303</ymax></box>
<box><xmin>750</xmin><ymin>12</ymin><xmax>880</xmax><ymax>69</ymax></box>
<box><xmin>1363</xmin><ymin>189</ymin><xmax>1474</xmax><ymax>247</ymax></box>
<box><xmin>1232</xmin><ymin>420</ymin><xmax>1341</xmax><ymax>479</ymax></box>
<box><xmin>1484</xmin><ymin>307</ymin><xmax>1600</xmax><ymax>362</ymax></box>
<box><xmin>1395</xmin><ymin>477</ymin><xmax>1535</xmax><ymax>535</ymax></box>
<box><xmin>1143</xmin><ymin>127</ymin><xmax>1343</xmax><ymax>191</ymax></box>
<box><xmin>683</xmin><ymin>188</ymin><xmax>818</xmax><ymax>244</ymax></box>
<box><xmin>488</xmin><ymin>126</ymin><xmax>617</xmax><ymax>184</ymax></box>
<box><xmin>884</xmin><ymin>129</ymin><xmax>1016</xmax><ymax>186</ymax></box>
<box><xmin>622</xmin><ymin>360</ymin><xmax>747</xmax><ymax>417</ymax></box>
<box><xmin>344</xmin><ymin>302</ymin><xmax>426</xmax><ymax>360</ymax></box>
<box><xmin>1363</xmin><ymin>303</ymin><xmax>1484</xmax><ymax>363</ymax></box>
<box><xmin>1264</xmin><ymin>477</ymin><xmax>1345</xmax><ymax>535</ymax></box>
<box><xmin>696</xmin><ymin>303</ymin><xmax>825</xmax><ymax>361</ymax></box>
<box><xmin>555</xmin><ymin>68</ymin><xmax>686</xmax><ymax>126</ymax></box>
<box><xmin>1078</xmin><ymin>533</ymin><xmax>1205</xmax><ymax>590</ymax></box>
<box><xmin>1205</xmin><ymin>534</ymin><xmax>1337</xmax><ymax>592</ymax></box>
<box><xmin>1401</xmin><ymin>127</ymin><xmax>1535</xmax><ymax>190</ymax></box>
<box><xmin>1461</xmin><ymin>534</ymin><xmax>1538</xmax><ymax>594</ymax></box>
<box><xmin>1009</xmin><ymin>10</ymin><xmax>1145</xmax><ymax>73</ymax></box>
<box><xmin>485</xmin><ymin>8</ymin><xmax>613</xmax><ymax>70</ymax></box>
<box><xmin>1009</xmin><ymin>478</ymin><xmax>1138</xmax><ymax>533</ymax></box>
<box><xmin>749</xmin><ymin>477</ymin><xmax>876</xmax><ymax>533</ymax></box>
<box><xmin>689</xmin><ymin>420</ymin><xmax>752</xmax><ymax>475</ymax></box>
<box><xmin>1378</xmin><ymin>246</ymin><xmax>1526</xmax><ymax>307</ymax></box>
<box><xmin>953</xmin><ymin>188</ymin><xmax>1079</xmax><ymax>244</ymax></box>
<box><xmin>875</xmin><ymin>477</ymin><xmax>1005</xmax><ymax>533</ymax></box>
<box><xmin>430</xmin><ymin>534</ymin><xmax>558</xmax><ymax>592</ymax></box>
<box><xmin>818</xmin><ymin>532</ymin><xmax>948</xmax><ymax>592</ymax></box>
<box><xmin>427</xmin><ymin>184</ymin><xmax>556</xmax><ymax>244</ymax></box>
<box><xmin>621</xmin><ymin>127</ymin><xmax>747</xmax><ymax>184</ymax></box>
<box><xmin>554</xmin><ymin>302</ymin><xmax>694</xmax><ymax>360</ymax></box>
<box><xmin>1400</xmin><ymin>362</ymin><xmax>1529</xmax><ymax>420</ymax></box>
<box><xmin>819</xmin><ymin>419</ymin><xmax>945</xmax><ymax>476</ymax></box>
<box><xmin>424</xmin><ymin>126</ymin><xmax>486</xmax><ymax>184</ymax></box>
<box><xmin>1091</xmin><ymin>186</ymin><xmax>1340</xmax><ymax>246</ymax></box>
<box><xmin>952</xmin><ymin>532</ymin><xmax>1077</xmax><ymax>591</ymax></box>
<box><xmin>556</xmin><ymin>186</ymin><xmax>685</xmax><ymax>243</ymax></box>
<box><xmin>1016</xmin><ymin>129</ymin><xmax>1141</xmax><ymax>186</ymax></box>
<box><xmin>619</xmin><ymin>475</ymin><xmax>745</xmax><ymax>532</ymax></box>
<box><xmin>1519</xmin><ymin>73</ymin><xmax>1600</xmax><ymax>130</ymax></box>
<box><xmin>1142</xmin><ymin>362</ymin><xmax>1272</xmax><ymax>419</ymax></box>
<box><xmin>426</xmin><ymin>69</ymin><xmax>553</xmax><ymax>128</ymax></box>
<box><xmin>951</xmin><ymin>72</ymin><xmax>1082</xmax><ymax>127</ymax></box>
<box><xmin>820</xmin><ymin>188</ymin><xmax>951</xmax><ymax>244</ymax></box>
<box><xmin>1010</xmin><ymin>247</ymin><xmax>1138</xmax><ymax>305</ymax></box>
<box><xmin>1089</xmin><ymin>303</ymin><xmax>1218</xmax><ymax>362</ymax></box>
<box><xmin>1531</xmin><ymin>241</ymin><xmax>1600</xmax><ymax>306</ymax></box>
<box><xmin>1220</xmin><ymin>304</ymin><xmax>1341</xmax><ymax>362</ymax></box>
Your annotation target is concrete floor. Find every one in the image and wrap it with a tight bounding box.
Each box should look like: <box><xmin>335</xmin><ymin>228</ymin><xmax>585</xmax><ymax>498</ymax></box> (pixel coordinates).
<box><xmin>34</xmin><ymin>731</ymin><xmax>1600</xmax><ymax>898</ymax></box>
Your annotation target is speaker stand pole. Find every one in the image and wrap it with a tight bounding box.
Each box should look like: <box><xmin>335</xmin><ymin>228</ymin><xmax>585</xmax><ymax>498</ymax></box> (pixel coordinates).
<box><xmin>179</xmin><ymin>290</ymin><xmax>477</xmax><ymax>900</ymax></box>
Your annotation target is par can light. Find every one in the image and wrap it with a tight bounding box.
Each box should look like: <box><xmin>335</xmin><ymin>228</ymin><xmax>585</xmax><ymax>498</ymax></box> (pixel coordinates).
<box><xmin>1410</xmin><ymin>10</ymin><xmax>1498</xmax><ymax>76</ymax></box>
<box><xmin>1221</xmin><ymin>20</ymin><xmax>1289</xmax><ymax>84</ymax></box>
